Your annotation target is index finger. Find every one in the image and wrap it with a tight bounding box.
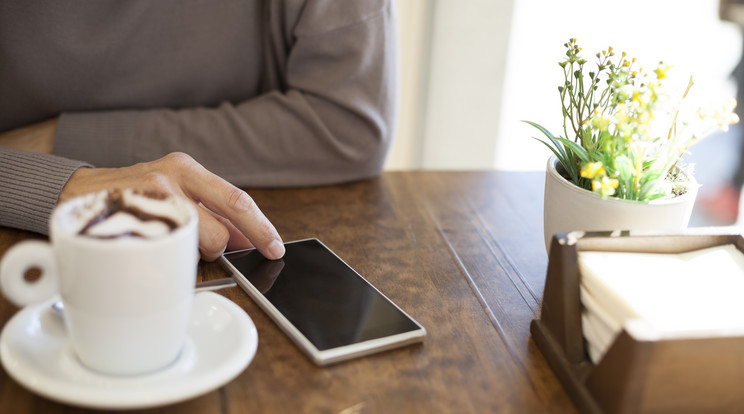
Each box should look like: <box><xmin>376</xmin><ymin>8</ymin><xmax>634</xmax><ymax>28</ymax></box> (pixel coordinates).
<box><xmin>182</xmin><ymin>166</ymin><xmax>285</xmax><ymax>260</ymax></box>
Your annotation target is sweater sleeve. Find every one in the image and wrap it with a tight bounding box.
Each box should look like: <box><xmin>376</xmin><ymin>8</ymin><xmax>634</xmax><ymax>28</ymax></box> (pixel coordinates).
<box><xmin>0</xmin><ymin>147</ymin><xmax>91</xmax><ymax>234</ymax></box>
<box><xmin>53</xmin><ymin>0</ymin><xmax>398</xmax><ymax>188</ymax></box>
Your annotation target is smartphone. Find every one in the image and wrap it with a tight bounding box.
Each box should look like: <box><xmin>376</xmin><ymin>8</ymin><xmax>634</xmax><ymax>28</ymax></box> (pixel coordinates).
<box><xmin>219</xmin><ymin>238</ymin><xmax>426</xmax><ymax>366</ymax></box>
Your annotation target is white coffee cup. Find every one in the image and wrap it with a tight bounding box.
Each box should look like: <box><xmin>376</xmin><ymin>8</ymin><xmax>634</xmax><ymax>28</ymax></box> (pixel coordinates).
<box><xmin>0</xmin><ymin>189</ymin><xmax>198</xmax><ymax>376</ymax></box>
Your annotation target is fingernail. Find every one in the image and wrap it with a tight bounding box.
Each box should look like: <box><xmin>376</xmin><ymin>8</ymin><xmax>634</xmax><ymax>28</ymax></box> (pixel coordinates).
<box><xmin>268</xmin><ymin>239</ymin><xmax>285</xmax><ymax>259</ymax></box>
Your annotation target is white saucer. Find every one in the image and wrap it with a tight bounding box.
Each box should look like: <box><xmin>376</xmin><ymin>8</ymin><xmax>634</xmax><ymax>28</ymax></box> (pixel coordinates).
<box><xmin>0</xmin><ymin>291</ymin><xmax>258</xmax><ymax>409</ymax></box>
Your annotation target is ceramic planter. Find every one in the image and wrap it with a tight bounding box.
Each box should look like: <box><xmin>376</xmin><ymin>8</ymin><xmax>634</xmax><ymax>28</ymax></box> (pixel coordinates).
<box><xmin>543</xmin><ymin>156</ymin><xmax>698</xmax><ymax>252</ymax></box>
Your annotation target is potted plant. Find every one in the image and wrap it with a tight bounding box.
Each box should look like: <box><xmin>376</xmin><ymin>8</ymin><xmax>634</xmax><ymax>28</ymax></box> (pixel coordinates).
<box><xmin>527</xmin><ymin>39</ymin><xmax>739</xmax><ymax>251</ymax></box>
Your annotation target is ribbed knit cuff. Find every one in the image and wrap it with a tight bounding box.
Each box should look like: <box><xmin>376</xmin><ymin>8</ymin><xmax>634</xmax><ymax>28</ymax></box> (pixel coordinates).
<box><xmin>0</xmin><ymin>147</ymin><xmax>92</xmax><ymax>235</ymax></box>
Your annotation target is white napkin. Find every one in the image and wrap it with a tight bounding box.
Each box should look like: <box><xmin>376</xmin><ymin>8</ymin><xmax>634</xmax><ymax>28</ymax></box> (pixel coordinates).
<box><xmin>578</xmin><ymin>244</ymin><xmax>744</xmax><ymax>363</ymax></box>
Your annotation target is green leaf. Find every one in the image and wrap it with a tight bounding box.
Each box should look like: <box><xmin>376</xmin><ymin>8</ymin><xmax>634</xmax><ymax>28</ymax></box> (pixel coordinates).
<box><xmin>522</xmin><ymin>120</ymin><xmax>567</xmax><ymax>157</ymax></box>
<box><xmin>551</xmin><ymin>136</ymin><xmax>591</xmax><ymax>163</ymax></box>
<box><xmin>522</xmin><ymin>120</ymin><xmax>581</xmax><ymax>184</ymax></box>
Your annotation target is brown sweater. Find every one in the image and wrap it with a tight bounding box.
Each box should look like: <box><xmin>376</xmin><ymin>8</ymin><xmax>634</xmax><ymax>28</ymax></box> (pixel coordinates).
<box><xmin>0</xmin><ymin>0</ymin><xmax>398</xmax><ymax>234</ymax></box>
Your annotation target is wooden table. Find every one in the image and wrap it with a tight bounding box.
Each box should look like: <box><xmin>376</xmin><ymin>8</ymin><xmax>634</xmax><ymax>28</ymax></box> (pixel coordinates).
<box><xmin>0</xmin><ymin>171</ymin><xmax>577</xmax><ymax>413</ymax></box>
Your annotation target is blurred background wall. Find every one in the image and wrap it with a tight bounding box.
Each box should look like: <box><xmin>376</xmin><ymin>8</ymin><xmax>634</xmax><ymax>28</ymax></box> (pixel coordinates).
<box><xmin>386</xmin><ymin>0</ymin><xmax>741</xmax><ymax>173</ymax></box>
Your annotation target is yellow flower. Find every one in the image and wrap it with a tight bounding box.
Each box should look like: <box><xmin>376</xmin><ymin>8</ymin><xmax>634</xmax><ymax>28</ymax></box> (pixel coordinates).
<box><xmin>590</xmin><ymin>110</ymin><xmax>610</xmax><ymax>130</ymax></box>
<box><xmin>581</xmin><ymin>162</ymin><xmax>605</xmax><ymax>179</ymax></box>
<box><xmin>631</xmin><ymin>91</ymin><xmax>641</xmax><ymax>104</ymax></box>
<box><xmin>592</xmin><ymin>176</ymin><xmax>619</xmax><ymax>197</ymax></box>
<box><xmin>654</xmin><ymin>63</ymin><xmax>670</xmax><ymax>80</ymax></box>
<box><xmin>698</xmin><ymin>98</ymin><xmax>740</xmax><ymax>130</ymax></box>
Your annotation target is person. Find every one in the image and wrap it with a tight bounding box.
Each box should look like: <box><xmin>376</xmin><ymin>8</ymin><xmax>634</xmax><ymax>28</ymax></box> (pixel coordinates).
<box><xmin>704</xmin><ymin>0</ymin><xmax>744</xmax><ymax>224</ymax></box>
<box><xmin>0</xmin><ymin>0</ymin><xmax>399</xmax><ymax>261</ymax></box>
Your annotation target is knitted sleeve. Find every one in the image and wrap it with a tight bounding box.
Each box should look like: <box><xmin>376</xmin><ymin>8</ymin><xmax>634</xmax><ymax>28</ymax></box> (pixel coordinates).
<box><xmin>54</xmin><ymin>0</ymin><xmax>398</xmax><ymax>188</ymax></box>
<box><xmin>0</xmin><ymin>146</ymin><xmax>91</xmax><ymax>234</ymax></box>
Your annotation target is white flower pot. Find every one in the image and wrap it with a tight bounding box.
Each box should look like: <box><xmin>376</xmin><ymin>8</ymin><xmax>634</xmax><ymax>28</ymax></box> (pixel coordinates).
<box><xmin>543</xmin><ymin>156</ymin><xmax>698</xmax><ymax>252</ymax></box>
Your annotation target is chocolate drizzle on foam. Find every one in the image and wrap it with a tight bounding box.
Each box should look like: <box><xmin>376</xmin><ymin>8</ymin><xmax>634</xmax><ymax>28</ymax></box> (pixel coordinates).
<box><xmin>78</xmin><ymin>189</ymin><xmax>180</xmax><ymax>239</ymax></box>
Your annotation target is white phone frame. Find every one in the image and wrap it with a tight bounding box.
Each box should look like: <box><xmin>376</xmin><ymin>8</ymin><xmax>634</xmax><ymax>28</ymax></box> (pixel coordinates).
<box><xmin>219</xmin><ymin>238</ymin><xmax>426</xmax><ymax>366</ymax></box>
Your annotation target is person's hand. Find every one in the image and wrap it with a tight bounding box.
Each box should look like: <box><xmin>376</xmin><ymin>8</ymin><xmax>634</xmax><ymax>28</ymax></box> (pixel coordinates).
<box><xmin>60</xmin><ymin>152</ymin><xmax>285</xmax><ymax>262</ymax></box>
<box><xmin>0</xmin><ymin>118</ymin><xmax>57</xmax><ymax>154</ymax></box>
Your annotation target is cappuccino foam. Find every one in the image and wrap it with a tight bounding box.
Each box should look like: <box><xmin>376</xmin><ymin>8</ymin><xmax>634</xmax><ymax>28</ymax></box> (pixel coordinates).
<box><xmin>74</xmin><ymin>189</ymin><xmax>188</xmax><ymax>239</ymax></box>
<box><xmin>83</xmin><ymin>211</ymin><xmax>173</xmax><ymax>238</ymax></box>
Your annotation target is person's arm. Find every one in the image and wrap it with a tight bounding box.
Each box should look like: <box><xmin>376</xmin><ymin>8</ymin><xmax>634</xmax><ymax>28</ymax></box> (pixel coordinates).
<box><xmin>60</xmin><ymin>152</ymin><xmax>285</xmax><ymax>261</ymax></box>
<box><xmin>0</xmin><ymin>146</ymin><xmax>90</xmax><ymax>235</ymax></box>
<box><xmin>0</xmin><ymin>145</ymin><xmax>284</xmax><ymax>261</ymax></box>
<box><xmin>54</xmin><ymin>0</ymin><xmax>399</xmax><ymax>188</ymax></box>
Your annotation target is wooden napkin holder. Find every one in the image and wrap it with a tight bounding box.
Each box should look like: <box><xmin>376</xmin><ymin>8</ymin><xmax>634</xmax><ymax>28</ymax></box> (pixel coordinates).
<box><xmin>531</xmin><ymin>231</ymin><xmax>744</xmax><ymax>414</ymax></box>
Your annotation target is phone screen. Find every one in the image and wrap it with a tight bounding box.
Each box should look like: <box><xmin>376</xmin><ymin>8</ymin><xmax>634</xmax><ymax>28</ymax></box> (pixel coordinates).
<box><xmin>222</xmin><ymin>239</ymin><xmax>423</xmax><ymax>353</ymax></box>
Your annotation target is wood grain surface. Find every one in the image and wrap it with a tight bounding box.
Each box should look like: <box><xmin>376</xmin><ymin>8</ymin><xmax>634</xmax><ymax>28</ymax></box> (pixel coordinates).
<box><xmin>0</xmin><ymin>171</ymin><xmax>577</xmax><ymax>413</ymax></box>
